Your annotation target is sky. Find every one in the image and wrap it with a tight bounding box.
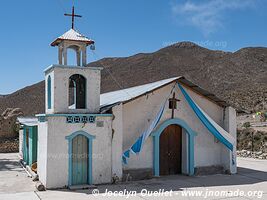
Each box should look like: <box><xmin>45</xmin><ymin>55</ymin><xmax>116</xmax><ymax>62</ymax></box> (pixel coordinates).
<box><xmin>0</xmin><ymin>0</ymin><xmax>266</xmax><ymax>94</ymax></box>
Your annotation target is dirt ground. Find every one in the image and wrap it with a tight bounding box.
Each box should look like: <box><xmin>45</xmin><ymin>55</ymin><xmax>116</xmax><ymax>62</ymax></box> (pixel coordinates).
<box><xmin>0</xmin><ymin>153</ymin><xmax>267</xmax><ymax>199</ymax></box>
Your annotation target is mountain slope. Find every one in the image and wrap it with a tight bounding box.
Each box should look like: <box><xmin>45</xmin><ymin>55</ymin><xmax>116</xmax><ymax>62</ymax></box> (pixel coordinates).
<box><xmin>89</xmin><ymin>42</ymin><xmax>267</xmax><ymax>111</ymax></box>
<box><xmin>0</xmin><ymin>42</ymin><xmax>266</xmax><ymax>118</ymax></box>
<box><xmin>0</xmin><ymin>82</ymin><xmax>45</xmax><ymax>116</ymax></box>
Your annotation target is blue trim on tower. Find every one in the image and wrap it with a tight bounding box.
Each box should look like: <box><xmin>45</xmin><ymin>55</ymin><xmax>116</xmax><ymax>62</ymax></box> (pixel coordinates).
<box><xmin>36</xmin><ymin>113</ymin><xmax>113</xmax><ymax>117</ymax></box>
<box><xmin>151</xmin><ymin>118</ymin><xmax>197</xmax><ymax>176</ymax></box>
<box><xmin>37</xmin><ymin>113</ymin><xmax>113</xmax><ymax>122</ymax></box>
<box><xmin>65</xmin><ymin>131</ymin><xmax>96</xmax><ymax>186</ymax></box>
<box><xmin>47</xmin><ymin>75</ymin><xmax>52</xmax><ymax>109</ymax></box>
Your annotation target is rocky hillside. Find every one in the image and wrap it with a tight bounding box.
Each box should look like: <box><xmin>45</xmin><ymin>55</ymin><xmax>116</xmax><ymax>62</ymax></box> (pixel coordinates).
<box><xmin>0</xmin><ymin>82</ymin><xmax>45</xmax><ymax>116</ymax></box>
<box><xmin>90</xmin><ymin>42</ymin><xmax>267</xmax><ymax>112</ymax></box>
<box><xmin>0</xmin><ymin>42</ymin><xmax>266</xmax><ymax>118</ymax></box>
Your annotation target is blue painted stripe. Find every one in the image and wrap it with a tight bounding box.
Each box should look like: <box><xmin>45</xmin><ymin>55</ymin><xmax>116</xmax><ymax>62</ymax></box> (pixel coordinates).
<box><xmin>153</xmin><ymin>136</ymin><xmax>160</xmax><ymax>176</ymax></box>
<box><xmin>178</xmin><ymin>83</ymin><xmax>233</xmax><ymax>151</ymax></box>
<box><xmin>188</xmin><ymin>134</ymin><xmax>195</xmax><ymax>175</ymax></box>
<box><xmin>23</xmin><ymin>128</ymin><xmax>26</xmax><ymax>162</ymax></box>
<box><xmin>88</xmin><ymin>139</ymin><xmax>93</xmax><ymax>185</ymax></box>
<box><xmin>68</xmin><ymin>139</ymin><xmax>72</xmax><ymax>186</ymax></box>
<box><xmin>23</xmin><ymin>127</ymin><xmax>30</xmax><ymax>165</ymax></box>
<box><xmin>47</xmin><ymin>76</ymin><xmax>52</xmax><ymax>109</ymax></box>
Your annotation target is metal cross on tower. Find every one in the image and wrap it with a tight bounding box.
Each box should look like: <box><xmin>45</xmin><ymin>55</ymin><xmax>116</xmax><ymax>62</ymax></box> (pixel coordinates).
<box><xmin>64</xmin><ymin>6</ymin><xmax>82</xmax><ymax>29</ymax></box>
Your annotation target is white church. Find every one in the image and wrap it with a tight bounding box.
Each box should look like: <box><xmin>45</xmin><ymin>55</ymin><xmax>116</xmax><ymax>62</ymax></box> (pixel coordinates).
<box><xmin>18</xmin><ymin>13</ymin><xmax>237</xmax><ymax>189</ymax></box>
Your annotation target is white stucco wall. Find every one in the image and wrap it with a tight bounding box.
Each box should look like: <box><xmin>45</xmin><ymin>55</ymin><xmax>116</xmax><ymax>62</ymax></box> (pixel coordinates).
<box><xmin>221</xmin><ymin>106</ymin><xmax>237</xmax><ymax>174</ymax></box>
<box><xmin>37</xmin><ymin>121</ymin><xmax>48</xmax><ymax>187</ymax></box>
<box><xmin>19</xmin><ymin>129</ymin><xmax>24</xmax><ymax>158</ymax></box>
<box><xmin>111</xmin><ymin>104</ymin><xmax>123</xmax><ymax>179</ymax></box>
<box><xmin>120</xmin><ymin>83</ymin><xmax>234</xmax><ymax>171</ymax></box>
<box><xmin>38</xmin><ymin>116</ymin><xmax>113</xmax><ymax>189</ymax></box>
<box><xmin>45</xmin><ymin>65</ymin><xmax>101</xmax><ymax>114</ymax></box>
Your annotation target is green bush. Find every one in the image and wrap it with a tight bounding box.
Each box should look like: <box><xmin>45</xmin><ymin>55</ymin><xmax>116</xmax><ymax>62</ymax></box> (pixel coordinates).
<box><xmin>243</xmin><ymin>122</ymin><xmax>251</xmax><ymax>128</ymax></box>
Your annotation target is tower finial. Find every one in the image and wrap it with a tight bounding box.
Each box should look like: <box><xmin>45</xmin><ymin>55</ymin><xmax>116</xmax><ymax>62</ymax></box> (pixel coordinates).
<box><xmin>64</xmin><ymin>6</ymin><xmax>82</xmax><ymax>29</ymax></box>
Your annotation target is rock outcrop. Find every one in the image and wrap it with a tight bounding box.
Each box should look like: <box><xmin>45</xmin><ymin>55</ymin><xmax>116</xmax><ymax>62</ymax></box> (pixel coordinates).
<box><xmin>0</xmin><ymin>108</ymin><xmax>23</xmax><ymax>138</ymax></box>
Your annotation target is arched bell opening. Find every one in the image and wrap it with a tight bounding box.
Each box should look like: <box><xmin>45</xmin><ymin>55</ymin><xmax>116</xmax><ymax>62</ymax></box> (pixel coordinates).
<box><xmin>58</xmin><ymin>42</ymin><xmax>87</xmax><ymax>67</ymax></box>
<box><xmin>68</xmin><ymin>74</ymin><xmax>86</xmax><ymax>109</ymax></box>
<box><xmin>67</xmin><ymin>45</ymin><xmax>81</xmax><ymax>66</ymax></box>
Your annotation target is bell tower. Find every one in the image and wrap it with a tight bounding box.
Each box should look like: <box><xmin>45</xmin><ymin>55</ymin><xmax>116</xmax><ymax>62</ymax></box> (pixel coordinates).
<box><xmin>45</xmin><ymin>6</ymin><xmax>101</xmax><ymax>114</ymax></box>
<box><xmin>51</xmin><ymin>28</ymin><xmax>94</xmax><ymax>67</ymax></box>
<box><xmin>51</xmin><ymin>6</ymin><xmax>95</xmax><ymax>67</ymax></box>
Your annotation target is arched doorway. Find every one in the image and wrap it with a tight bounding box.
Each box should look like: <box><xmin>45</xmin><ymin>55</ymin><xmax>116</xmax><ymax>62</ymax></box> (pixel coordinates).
<box><xmin>72</xmin><ymin>135</ymin><xmax>88</xmax><ymax>185</ymax></box>
<box><xmin>66</xmin><ymin>131</ymin><xmax>95</xmax><ymax>186</ymax></box>
<box><xmin>152</xmin><ymin>118</ymin><xmax>197</xmax><ymax>176</ymax></box>
<box><xmin>160</xmin><ymin>124</ymin><xmax>182</xmax><ymax>175</ymax></box>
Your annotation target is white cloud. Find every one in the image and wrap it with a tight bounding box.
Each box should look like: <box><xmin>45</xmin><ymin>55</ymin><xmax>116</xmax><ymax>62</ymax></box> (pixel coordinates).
<box><xmin>172</xmin><ymin>0</ymin><xmax>256</xmax><ymax>35</ymax></box>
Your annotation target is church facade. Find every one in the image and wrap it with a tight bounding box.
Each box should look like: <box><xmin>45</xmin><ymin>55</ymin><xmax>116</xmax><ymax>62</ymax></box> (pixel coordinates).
<box><xmin>19</xmin><ymin>27</ymin><xmax>237</xmax><ymax>189</ymax></box>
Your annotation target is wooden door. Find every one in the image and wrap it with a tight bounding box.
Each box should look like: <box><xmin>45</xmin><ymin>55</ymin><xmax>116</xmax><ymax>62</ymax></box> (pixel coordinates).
<box><xmin>160</xmin><ymin>125</ymin><xmax>182</xmax><ymax>175</ymax></box>
<box><xmin>72</xmin><ymin>135</ymin><xmax>88</xmax><ymax>185</ymax></box>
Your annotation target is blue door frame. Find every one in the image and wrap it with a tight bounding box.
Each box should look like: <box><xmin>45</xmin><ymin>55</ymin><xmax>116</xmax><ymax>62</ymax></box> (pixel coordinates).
<box><xmin>23</xmin><ymin>127</ymin><xmax>29</xmax><ymax>165</ymax></box>
<box><xmin>151</xmin><ymin>118</ymin><xmax>197</xmax><ymax>176</ymax></box>
<box><xmin>65</xmin><ymin>131</ymin><xmax>95</xmax><ymax>186</ymax></box>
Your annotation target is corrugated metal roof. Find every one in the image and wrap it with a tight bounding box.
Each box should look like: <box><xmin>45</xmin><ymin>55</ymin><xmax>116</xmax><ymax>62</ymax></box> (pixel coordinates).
<box><xmin>100</xmin><ymin>77</ymin><xmax>179</xmax><ymax>109</ymax></box>
<box><xmin>17</xmin><ymin>117</ymin><xmax>38</xmax><ymax>127</ymax></box>
<box><xmin>100</xmin><ymin>76</ymin><xmax>229</xmax><ymax>110</ymax></box>
<box><xmin>51</xmin><ymin>29</ymin><xmax>94</xmax><ymax>46</ymax></box>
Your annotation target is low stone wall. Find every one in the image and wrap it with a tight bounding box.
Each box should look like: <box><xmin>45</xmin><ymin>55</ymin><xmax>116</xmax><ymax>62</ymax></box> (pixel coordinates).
<box><xmin>0</xmin><ymin>108</ymin><xmax>23</xmax><ymax>138</ymax></box>
<box><xmin>0</xmin><ymin>137</ymin><xmax>19</xmax><ymax>153</ymax></box>
<box><xmin>122</xmin><ymin>168</ymin><xmax>153</xmax><ymax>181</ymax></box>
<box><xmin>237</xmin><ymin>128</ymin><xmax>267</xmax><ymax>153</ymax></box>
<box><xmin>237</xmin><ymin>150</ymin><xmax>267</xmax><ymax>159</ymax></box>
<box><xmin>194</xmin><ymin>165</ymin><xmax>225</xmax><ymax>175</ymax></box>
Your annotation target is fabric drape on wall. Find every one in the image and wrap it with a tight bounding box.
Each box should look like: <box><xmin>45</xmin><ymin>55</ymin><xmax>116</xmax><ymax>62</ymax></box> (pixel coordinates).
<box><xmin>122</xmin><ymin>82</ymin><xmax>235</xmax><ymax>165</ymax></box>
<box><xmin>178</xmin><ymin>83</ymin><xmax>235</xmax><ymax>151</ymax></box>
<box><xmin>122</xmin><ymin>102</ymin><xmax>165</xmax><ymax>164</ymax></box>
